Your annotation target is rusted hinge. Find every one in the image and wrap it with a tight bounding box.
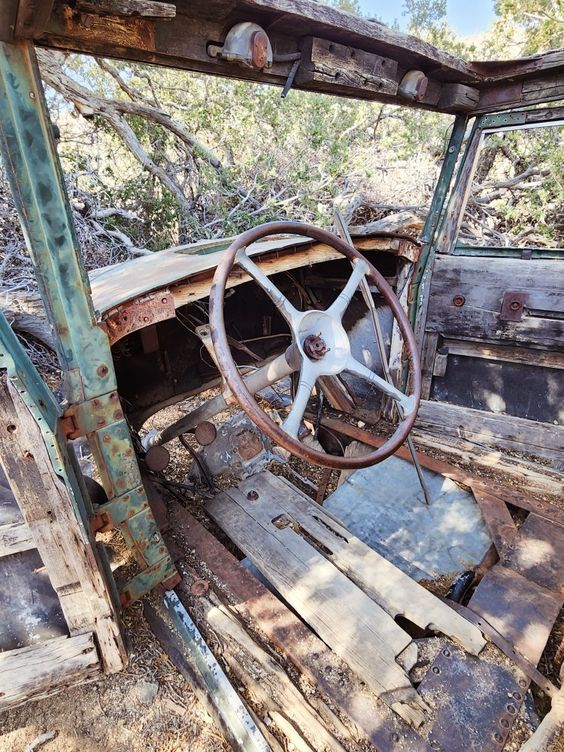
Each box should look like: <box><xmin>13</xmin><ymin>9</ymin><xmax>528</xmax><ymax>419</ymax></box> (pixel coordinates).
<box><xmin>61</xmin><ymin>390</ymin><xmax>124</xmax><ymax>439</ymax></box>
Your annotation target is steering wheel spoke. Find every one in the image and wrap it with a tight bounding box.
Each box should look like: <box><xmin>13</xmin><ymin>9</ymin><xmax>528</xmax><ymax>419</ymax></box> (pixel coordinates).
<box><xmin>346</xmin><ymin>356</ymin><xmax>416</xmax><ymax>416</ymax></box>
<box><xmin>327</xmin><ymin>259</ymin><xmax>369</xmax><ymax>320</ymax></box>
<box><xmin>236</xmin><ymin>250</ymin><xmax>299</xmax><ymax>326</ymax></box>
<box><xmin>282</xmin><ymin>363</ymin><xmax>316</xmax><ymax>439</ymax></box>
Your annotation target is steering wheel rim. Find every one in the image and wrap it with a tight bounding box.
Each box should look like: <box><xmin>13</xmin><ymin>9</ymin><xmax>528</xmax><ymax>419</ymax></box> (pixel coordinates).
<box><xmin>209</xmin><ymin>221</ymin><xmax>421</xmax><ymax>469</ymax></box>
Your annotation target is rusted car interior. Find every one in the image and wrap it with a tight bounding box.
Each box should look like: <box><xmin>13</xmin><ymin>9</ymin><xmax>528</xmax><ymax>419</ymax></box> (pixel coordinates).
<box><xmin>0</xmin><ymin>2</ymin><xmax>563</xmax><ymax>751</ymax></box>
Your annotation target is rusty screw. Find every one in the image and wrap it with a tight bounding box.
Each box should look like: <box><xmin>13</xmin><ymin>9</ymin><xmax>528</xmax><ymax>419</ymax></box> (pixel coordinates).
<box><xmin>247</xmin><ymin>490</ymin><xmax>259</xmax><ymax>501</ymax></box>
<box><xmin>452</xmin><ymin>295</ymin><xmax>465</xmax><ymax>307</ymax></box>
<box><xmin>97</xmin><ymin>364</ymin><xmax>109</xmax><ymax>377</ymax></box>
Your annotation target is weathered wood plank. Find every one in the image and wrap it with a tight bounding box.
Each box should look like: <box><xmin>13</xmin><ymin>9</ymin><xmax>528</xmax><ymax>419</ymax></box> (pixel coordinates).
<box><xmin>207</xmin><ymin>482</ymin><xmax>429</xmax><ymax>727</ymax></box>
<box><xmin>317</xmin><ymin>413</ymin><xmax>564</xmax><ymax>499</ymax></box>
<box><xmin>416</xmin><ymin>400</ymin><xmax>564</xmax><ymax>467</ymax></box>
<box><xmin>75</xmin><ymin>0</ymin><xmax>177</xmax><ymax>18</ymax></box>
<box><xmin>0</xmin><ymin>633</ymin><xmax>101</xmax><ymax>710</ymax></box>
<box><xmin>169</xmin><ymin>504</ymin><xmax>431</xmax><ymax>751</ymax></box>
<box><xmin>0</xmin><ymin>380</ymin><xmax>127</xmax><ymax>672</ymax></box>
<box><xmin>425</xmin><ymin>255</ymin><xmax>564</xmax><ymax>347</ymax></box>
<box><xmin>0</xmin><ymin>520</ymin><xmax>34</xmax><ymax>557</ymax></box>
<box><xmin>442</xmin><ymin>338</ymin><xmax>564</xmax><ymax>371</ymax></box>
<box><xmin>297</xmin><ymin>36</ymin><xmax>399</xmax><ymax>96</ymax></box>
<box><xmin>252</xmin><ymin>473</ymin><xmax>485</xmax><ymax>655</ymax></box>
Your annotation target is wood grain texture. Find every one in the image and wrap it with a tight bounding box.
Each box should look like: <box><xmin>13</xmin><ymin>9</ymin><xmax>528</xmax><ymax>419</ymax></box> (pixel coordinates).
<box><xmin>207</xmin><ymin>475</ymin><xmax>429</xmax><ymax>727</ymax></box>
<box><xmin>0</xmin><ymin>520</ymin><xmax>35</xmax><ymax>557</ymax></box>
<box><xmin>0</xmin><ymin>633</ymin><xmax>101</xmax><ymax>710</ymax></box>
<box><xmin>0</xmin><ymin>380</ymin><xmax>126</xmax><ymax>673</ymax></box>
<box><xmin>251</xmin><ymin>473</ymin><xmax>485</xmax><ymax>655</ymax></box>
<box><xmin>297</xmin><ymin>36</ymin><xmax>399</xmax><ymax>96</ymax></box>
<box><xmin>416</xmin><ymin>400</ymin><xmax>564</xmax><ymax>467</ymax></box>
<box><xmin>169</xmin><ymin>504</ymin><xmax>431</xmax><ymax>752</ymax></box>
<box><xmin>75</xmin><ymin>0</ymin><xmax>176</xmax><ymax>17</ymax></box>
<box><xmin>425</xmin><ymin>255</ymin><xmax>564</xmax><ymax>348</ymax></box>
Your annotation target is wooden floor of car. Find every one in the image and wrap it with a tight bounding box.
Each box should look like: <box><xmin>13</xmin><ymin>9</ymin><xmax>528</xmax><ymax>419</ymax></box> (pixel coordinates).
<box><xmin>177</xmin><ymin>469</ymin><xmax>564</xmax><ymax>752</ymax></box>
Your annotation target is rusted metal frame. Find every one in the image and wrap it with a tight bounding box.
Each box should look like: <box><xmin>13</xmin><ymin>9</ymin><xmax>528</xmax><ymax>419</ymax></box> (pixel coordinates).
<box><xmin>209</xmin><ymin>221</ymin><xmax>422</xmax><ymax>470</ymax></box>
<box><xmin>102</xmin><ymin>290</ymin><xmax>175</xmax><ymax>344</ymax></box>
<box><xmin>472</xmin><ymin>488</ymin><xmax>519</xmax><ymax>562</ymax></box>
<box><xmin>0</xmin><ymin>40</ymin><xmax>179</xmax><ymax>604</ymax></box>
<box><xmin>408</xmin><ymin>115</ymin><xmax>469</xmax><ymax>336</ymax></box>
<box><xmin>476</xmin><ymin>105</ymin><xmax>564</xmax><ymax>130</ymax></box>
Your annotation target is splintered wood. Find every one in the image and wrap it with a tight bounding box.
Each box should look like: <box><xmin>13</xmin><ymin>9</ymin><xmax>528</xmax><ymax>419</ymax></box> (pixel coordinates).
<box><xmin>207</xmin><ymin>471</ymin><xmax>485</xmax><ymax>727</ymax></box>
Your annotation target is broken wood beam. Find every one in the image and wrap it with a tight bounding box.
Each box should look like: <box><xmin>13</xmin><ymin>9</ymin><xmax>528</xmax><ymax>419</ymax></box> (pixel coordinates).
<box><xmin>0</xmin><ymin>633</ymin><xmax>101</xmax><ymax>710</ymax></box>
<box><xmin>168</xmin><ymin>503</ymin><xmax>430</xmax><ymax>751</ymax></box>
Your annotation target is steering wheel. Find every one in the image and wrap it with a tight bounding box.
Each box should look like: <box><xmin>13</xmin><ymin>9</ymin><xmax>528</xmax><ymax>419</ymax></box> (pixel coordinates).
<box><xmin>209</xmin><ymin>221</ymin><xmax>421</xmax><ymax>469</ymax></box>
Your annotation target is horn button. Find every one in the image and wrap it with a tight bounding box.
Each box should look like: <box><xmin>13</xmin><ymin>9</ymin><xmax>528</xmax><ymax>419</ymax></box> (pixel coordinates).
<box><xmin>297</xmin><ymin>310</ymin><xmax>350</xmax><ymax>374</ymax></box>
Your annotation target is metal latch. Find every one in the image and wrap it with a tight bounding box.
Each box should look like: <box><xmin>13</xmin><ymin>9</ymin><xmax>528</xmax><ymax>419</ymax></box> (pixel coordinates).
<box><xmin>500</xmin><ymin>291</ymin><xmax>528</xmax><ymax>322</ymax></box>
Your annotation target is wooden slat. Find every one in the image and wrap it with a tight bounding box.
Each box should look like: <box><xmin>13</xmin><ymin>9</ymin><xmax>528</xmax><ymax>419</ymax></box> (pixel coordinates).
<box><xmin>0</xmin><ymin>633</ymin><xmax>101</xmax><ymax>710</ymax></box>
<box><xmin>416</xmin><ymin>401</ymin><xmax>564</xmax><ymax>468</ymax></box>
<box><xmin>0</xmin><ymin>380</ymin><xmax>127</xmax><ymax>672</ymax></box>
<box><xmin>0</xmin><ymin>520</ymin><xmax>34</xmax><ymax>557</ymax></box>
<box><xmin>442</xmin><ymin>338</ymin><xmax>564</xmax><ymax>371</ymax></box>
<box><xmin>169</xmin><ymin>504</ymin><xmax>430</xmax><ymax>751</ymax></box>
<box><xmin>207</xmin><ymin>479</ymin><xmax>429</xmax><ymax>727</ymax></box>
<box><xmin>256</xmin><ymin>473</ymin><xmax>486</xmax><ymax>655</ymax></box>
<box><xmin>317</xmin><ymin>413</ymin><xmax>564</xmax><ymax>500</ymax></box>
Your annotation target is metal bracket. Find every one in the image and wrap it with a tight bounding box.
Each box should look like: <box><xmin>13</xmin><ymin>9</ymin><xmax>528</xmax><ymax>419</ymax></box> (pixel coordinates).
<box><xmin>62</xmin><ymin>389</ymin><xmax>124</xmax><ymax>439</ymax></box>
<box><xmin>500</xmin><ymin>291</ymin><xmax>528</xmax><ymax>322</ymax></box>
<box><xmin>102</xmin><ymin>290</ymin><xmax>175</xmax><ymax>344</ymax></box>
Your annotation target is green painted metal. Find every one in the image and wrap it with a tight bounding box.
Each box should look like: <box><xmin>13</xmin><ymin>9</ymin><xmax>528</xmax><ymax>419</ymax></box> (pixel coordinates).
<box><xmin>454</xmin><ymin>245</ymin><xmax>564</xmax><ymax>260</ymax></box>
<box><xmin>409</xmin><ymin>114</ymin><xmax>470</xmax><ymax>331</ymax></box>
<box><xmin>0</xmin><ymin>40</ymin><xmax>179</xmax><ymax>604</ymax></box>
<box><xmin>478</xmin><ymin>107</ymin><xmax>564</xmax><ymax>130</ymax></box>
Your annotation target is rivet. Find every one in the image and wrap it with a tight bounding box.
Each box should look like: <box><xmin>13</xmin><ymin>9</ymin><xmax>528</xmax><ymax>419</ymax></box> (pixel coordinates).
<box><xmin>509</xmin><ymin>300</ymin><xmax>521</xmax><ymax>311</ymax></box>
<box><xmin>432</xmin><ymin>666</ymin><xmax>440</xmax><ymax>674</ymax></box>
<box><xmin>390</xmin><ymin>732</ymin><xmax>400</xmax><ymax>743</ymax></box>
<box><xmin>493</xmin><ymin>732</ymin><xmax>503</xmax><ymax>743</ymax></box>
<box><xmin>506</xmin><ymin>704</ymin><xmax>516</xmax><ymax>715</ymax></box>
<box><xmin>161</xmin><ymin>298</ymin><xmax>168</xmax><ymax>304</ymax></box>
<box><xmin>518</xmin><ymin>678</ymin><xmax>528</xmax><ymax>688</ymax></box>
<box><xmin>453</xmin><ymin>294</ymin><xmax>465</xmax><ymax>307</ymax></box>
<box><xmin>102</xmin><ymin>435</ymin><xmax>111</xmax><ymax>443</ymax></box>
<box><xmin>97</xmin><ymin>364</ymin><xmax>109</xmax><ymax>377</ymax></box>
<box><xmin>29</xmin><ymin>91</ymin><xmax>36</xmax><ymax>99</ymax></box>
<box><xmin>512</xmin><ymin>691</ymin><xmax>522</xmax><ymax>701</ymax></box>
<box><xmin>113</xmin><ymin>410</ymin><xmax>123</xmax><ymax>420</ymax></box>
<box><xmin>97</xmin><ymin>418</ymin><xmax>106</xmax><ymax>427</ymax></box>
<box><xmin>247</xmin><ymin>490</ymin><xmax>259</xmax><ymax>501</ymax></box>
<box><xmin>500</xmin><ymin>718</ymin><xmax>510</xmax><ymax>729</ymax></box>
<box><xmin>442</xmin><ymin>648</ymin><xmax>450</xmax><ymax>657</ymax></box>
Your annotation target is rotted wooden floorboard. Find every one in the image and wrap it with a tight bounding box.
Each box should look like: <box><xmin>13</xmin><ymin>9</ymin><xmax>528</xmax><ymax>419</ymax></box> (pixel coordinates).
<box><xmin>169</xmin><ymin>503</ymin><xmax>432</xmax><ymax>751</ymax></box>
<box><xmin>255</xmin><ymin>473</ymin><xmax>485</xmax><ymax>655</ymax></box>
<box><xmin>207</xmin><ymin>475</ymin><xmax>431</xmax><ymax>727</ymax></box>
<box><xmin>0</xmin><ymin>633</ymin><xmax>101</xmax><ymax>710</ymax></box>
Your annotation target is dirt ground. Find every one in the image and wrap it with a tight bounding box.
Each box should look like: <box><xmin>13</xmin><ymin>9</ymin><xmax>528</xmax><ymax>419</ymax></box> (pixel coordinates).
<box><xmin>0</xmin><ymin>600</ymin><xmax>230</xmax><ymax>752</ymax></box>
